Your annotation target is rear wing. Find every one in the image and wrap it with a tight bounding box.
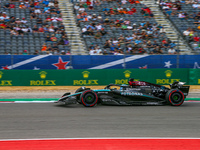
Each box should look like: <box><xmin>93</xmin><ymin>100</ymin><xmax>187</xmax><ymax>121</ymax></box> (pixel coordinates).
<box><xmin>179</xmin><ymin>86</ymin><xmax>190</xmax><ymax>96</ymax></box>
<box><xmin>169</xmin><ymin>81</ymin><xmax>190</xmax><ymax>96</ymax></box>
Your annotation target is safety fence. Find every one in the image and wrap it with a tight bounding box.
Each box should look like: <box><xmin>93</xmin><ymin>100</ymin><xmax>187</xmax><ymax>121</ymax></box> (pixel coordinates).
<box><xmin>0</xmin><ymin>68</ymin><xmax>199</xmax><ymax>86</ymax></box>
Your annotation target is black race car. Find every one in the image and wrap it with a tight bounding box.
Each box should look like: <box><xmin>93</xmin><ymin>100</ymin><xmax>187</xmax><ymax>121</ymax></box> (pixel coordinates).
<box><xmin>55</xmin><ymin>81</ymin><xmax>190</xmax><ymax>107</ymax></box>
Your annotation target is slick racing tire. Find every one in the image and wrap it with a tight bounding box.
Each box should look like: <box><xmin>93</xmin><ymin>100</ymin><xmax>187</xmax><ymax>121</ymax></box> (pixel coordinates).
<box><xmin>75</xmin><ymin>87</ymin><xmax>91</xmax><ymax>104</ymax></box>
<box><xmin>165</xmin><ymin>89</ymin><xmax>184</xmax><ymax>106</ymax></box>
<box><xmin>80</xmin><ymin>90</ymin><xmax>98</xmax><ymax>107</ymax></box>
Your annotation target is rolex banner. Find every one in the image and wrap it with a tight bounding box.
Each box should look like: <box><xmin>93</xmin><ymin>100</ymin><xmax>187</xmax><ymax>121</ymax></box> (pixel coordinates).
<box><xmin>0</xmin><ymin>69</ymin><xmax>192</xmax><ymax>86</ymax></box>
<box><xmin>189</xmin><ymin>69</ymin><xmax>200</xmax><ymax>85</ymax></box>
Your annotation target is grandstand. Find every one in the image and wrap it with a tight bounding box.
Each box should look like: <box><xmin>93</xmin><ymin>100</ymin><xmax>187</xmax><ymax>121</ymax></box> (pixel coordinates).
<box><xmin>159</xmin><ymin>0</ymin><xmax>200</xmax><ymax>53</ymax></box>
<box><xmin>0</xmin><ymin>0</ymin><xmax>199</xmax><ymax>55</ymax></box>
<box><xmin>75</xmin><ymin>0</ymin><xmax>177</xmax><ymax>55</ymax></box>
<box><xmin>0</xmin><ymin>0</ymin><xmax>71</xmax><ymax>55</ymax></box>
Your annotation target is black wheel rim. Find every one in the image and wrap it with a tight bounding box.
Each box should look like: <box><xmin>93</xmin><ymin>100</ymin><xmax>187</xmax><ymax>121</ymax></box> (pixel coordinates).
<box><xmin>171</xmin><ymin>93</ymin><xmax>182</xmax><ymax>104</ymax></box>
<box><xmin>84</xmin><ymin>93</ymin><xmax>95</xmax><ymax>104</ymax></box>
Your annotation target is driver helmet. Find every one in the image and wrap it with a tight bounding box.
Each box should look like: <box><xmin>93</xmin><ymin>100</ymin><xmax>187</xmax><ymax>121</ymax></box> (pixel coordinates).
<box><xmin>120</xmin><ymin>84</ymin><xmax>127</xmax><ymax>90</ymax></box>
<box><xmin>129</xmin><ymin>78</ymin><xmax>134</xmax><ymax>82</ymax></box>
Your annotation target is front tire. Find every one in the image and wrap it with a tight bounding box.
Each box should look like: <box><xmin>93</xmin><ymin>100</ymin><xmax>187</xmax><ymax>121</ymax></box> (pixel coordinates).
<box><xmin>80</xmin><ymin>90</ymin><xmax>98</xmax><ymax>107</ymax></box>
<box><xmin>165</xmin><ymin>89</ymin><xmax>184</xmax><ymax>106</ymax></box>
<box><xmin>75</xmin><ymin>87</ymin><xmax>90</xmax><ymax>93</ymax></box>
<box><xmin>75</xmin><ymin>87</ymin><xmax>90</xmax><ymax>104</ymax></box>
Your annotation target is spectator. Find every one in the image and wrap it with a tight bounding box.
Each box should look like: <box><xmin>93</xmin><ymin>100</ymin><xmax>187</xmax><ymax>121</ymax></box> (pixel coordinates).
<box><xmin>159</xmin><ymin>26</ymin><xmax>166</xmax><ymax>33</ymax></box>
<box><xmin>60</xmin><ymin>50</ymin><xmax>66</xmax><ymax>55</ymax></box>
<box><xmin>58</xmin><ymin>36</ymin><xmax>69</xmax><ymax>45</ymax></box>
<box><xmin>151</xmin><ymin>46</ymin><xmax>163</xmax><ymax>54</ymax></box>
<box><xmin>89</xmin><ymin>43</ymin><xmax>95</xmax><ymax>50</ymax></box>
<box><xmin>153</xmin><ymin>40</ymin><xmax>159</xmax><ymax>47</ymax></box>
<box><xmin>3</xmin><ymin>3</ymin><xmax>10</xmax><ymax>9</ymax></box>
<box><xmin>103</xmin><ymin>40</ymin><xmax>111</xmax><ymax>49</ymax></box>
<box><xmin>21</xmin><ymin>18</ymin><xmax>27</xmax><ymax>24</ymax></box>
<box><xmin>94</xmin><ymin>31</ymin><xmax>102</xmax><ymax>39</ymax></box>
<box><xmin>15</xmin><ymin>18</ymin><xmax>21</xmax><ymax>24</ymax></box>
<box><xmin>52</xmin><ymin>43</ymin><xmax>59</xmax><ymax>51</ymax></box>
<box><xmin>48</xmin><ymin>26</ymin><xmax>55</xmax><ymax>32</ymax></box>
<box><xmin>33</xmin><ymin>50</ymin><xmax>39</xmax><ymax>55</ymax></box>
<box><xmin>31</xmin><ymin>13</ymin><xmax>37</xmax><ymax>19</ymax></box>
<box><xmin>96</xmin><ymin>23</ymin><xmax>102</xmax><ymax>30</ymax></box>
<box><xmin>100</xmin><ymin>28</ymin><xmax>108</xmax><ymax>36</ymax></box>
<box><xmin>24</xmin><ymin>2</ymin><xmax>30</xmax><ymax>8</ymax></box>
<box><xmin>112</xmin><ymin>38</ymin><xmax>119</xmax><ymax>46</ymax></box>
<box><xmin>50</xmin><ymin>34</ymin><xmax>58</xmax><ymax>42</ymax></box>
<box><xmin>126</xmin><ymin>35</ymin><xmax>133</xmax><ymax>44</ymax></box>
<box><xmin>121</xmin><ymin>23</ymin><xmax>128</xmax><ymax>30</ymax></box>
<box><xmin>10</xmin><ymin>29</ymin><xmax>18</xmax><ymax>35</ymax></box>
<box><xmin>146</xmin><ymin>40</ymin><xmax>154</xmax><ymax>49</ymax></box>
<box><xmin>170</xmin><ymin>42</ymin><xmax>176</xmax><ymax>48</ymax></box>
<box><xmin>46</xmin><ymin>45</ymin><xmax>53</xmax><ymax>52</ymax></box>
<box><xmin>19</xmin><ymin>3</ymin><xmax>26</xmax><ymax>9</ymax></box>
<box><xmin>23</xmin><ymin>50</ymin><xmax>28</xmax><ymax>55</ymax></box>
<box><xmin>38</xmin><ymin>26</ymin><xmax>44</xmax><ymax>33</ymax></box>
<box><xmin>89</xmin><ymin>48</ymin><xmax>95</xmax><ymax>55</ymax></box>
<box><xmin>48</xmin><ymin>1</ymin><xmax>55</xmax><ymax>7</ymax></box>
<box><xmin>193</xmin><ymin>35</ymin><xmax>200</xmax><ymax>42</ymax></box>
<box><xmin>34</xmin><ymin>8</ymin><xmax>41</xmax><ymax>14</ymax></box>
<box><xmin>63</xmin><ymin>38</ymin><xmax>69</xmax><ymax>45</ymax></box>
<box><xmin>168</xmin><ymin>47</ymin><xmax>177</xmax><ymax>54</ymax></box>
<box><xmin>162</xmin><ymin>41</ymin><xmax>170</xmax><ymax>49</ymax></box>
<box><xmin>32</xmin><ymin>25</ymin><xmax>39</xmax><ymax>33</ymax></box>
<box><xmin>17</xmin><ymin>27</ymin><xmax>24</xmax><ymax>35</ymax></box>
<box><xmin>134</xmin><ymin>37</ymin><xmax>142</xmax><ymax>45</ymax></box>
<box><xmin>41</xmin><ymin>43</ymin><xmax>47</xmax><ymax>52</ymax></box>
<box><xmin>178</xmin><ymin>12</ymin><xmax>185</xmax><ymax>19</ymax></box>
<box><xmin>10</xmin><ymin>3</ymin><xmax>15</xmax><ymax>8</ymax></box>
<box><xmin>183</xmin><ymin>28</ymin><xmax>190</xmax><ymax>36</ymax></box>
<box><xmin>74</xmin><ymin>4</ymin><xmax>80</xmax><ymax>10</ymax></box>
<box><xmin>114</xmin><ymin>50</ymin><xmax>123</xmax><ymax>55</ymax></box>
<box><xmin>51</xmin><ymin>16</ymin><xmax>59</xmax><ymax>22</ymax></box>
<box><xmin>36</xmin><ymin>17</ymin><xmax>43</xmax><ymax>25</ymax></box>
<box><xmin>82</xmin><ymin>27</ymin><xmax>94</xmax><ymax>35</ymax></box>
<box><xmin>192</xmin><ymin>2</ymin><xmax>200</xmax><ymax>9</ymax></box>
<box><xmin>0</xmin><ymin>23</ymin><xmax>6</xmax><ymax>29</ymax></box>
<box><xmin>66</xmin><ymin>51</ymin><xmax>71</xmax><ymax>55</ymax></box>
<box><xmin>192</xmin><ymin>42</ymin><xmax>199</xmax><ymax>51</ymax></box>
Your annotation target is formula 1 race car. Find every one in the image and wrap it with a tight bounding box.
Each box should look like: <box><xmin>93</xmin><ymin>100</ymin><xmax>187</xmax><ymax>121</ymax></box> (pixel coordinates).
<box><xmin>55</xmin><ymin>81</ymin><xmax>190</xmax><ymax>107</ymax></box>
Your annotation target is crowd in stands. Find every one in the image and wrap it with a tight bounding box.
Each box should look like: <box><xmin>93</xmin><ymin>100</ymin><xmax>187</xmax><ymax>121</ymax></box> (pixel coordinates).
<box><xmin>74</xmin><ymin>0</ymin><xmax>180</xmax><ymax>55</ymax></box>
<box><xmin>0</xmin><ymin>0</ymin><xmax>70</xmax><ymax>55</ymax></box>
<box><xmin>160</xmin><ymin>0</ymin><xmax>200</xmax><ymax>51</ymax></box>
<box><xmin>1</xmin><ymin>0</ymin><xmax>195</xmax><ymax>55</ymax></box>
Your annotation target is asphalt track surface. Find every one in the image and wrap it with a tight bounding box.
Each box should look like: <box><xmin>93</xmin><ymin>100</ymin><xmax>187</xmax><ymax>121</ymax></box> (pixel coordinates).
<box><xmin>0</xmin><ymin>101</ymin><xmax>200</xmax><ymax>140</ymax></box>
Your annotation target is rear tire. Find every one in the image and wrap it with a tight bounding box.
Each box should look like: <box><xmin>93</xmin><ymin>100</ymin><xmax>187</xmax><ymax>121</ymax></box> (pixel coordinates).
<box><xmin>80</xmin><ymin>90</ymin><xmax>98</xmax><ymax>107</ymax></box>
<box><xmin>165</xmin><ymin>89</ymin><xmax>184</xmax><ymax>106</ymax></box>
